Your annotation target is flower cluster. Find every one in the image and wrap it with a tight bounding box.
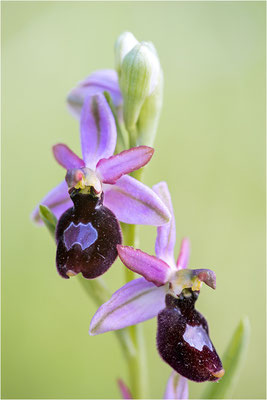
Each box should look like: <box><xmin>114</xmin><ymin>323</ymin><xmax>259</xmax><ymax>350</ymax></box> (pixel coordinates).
<box><xmin>33</xmin><ymin>32</ymin><xmax>223</xmax><ymax>399</ymax></box>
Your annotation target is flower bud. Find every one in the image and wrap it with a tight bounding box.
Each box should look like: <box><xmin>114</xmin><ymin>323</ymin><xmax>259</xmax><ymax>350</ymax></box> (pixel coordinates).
<box><xmin>115</xmin><ymin>31</ymin><xmax>138</xmax><ymax>76</ymax></box>
<box><xmin>136</xmin><ymin>70</ymin><xmax>163</xmax><ymax>146</ymax></box>
<box><xmin>116</xmin><ymin>32</ymin><xmax>162</xmax><ymax>147</ymax></box>
<box><xmin>157</xmin><ymin>290</ymin><xmax>224</xmax><ymax>382</ymax></box>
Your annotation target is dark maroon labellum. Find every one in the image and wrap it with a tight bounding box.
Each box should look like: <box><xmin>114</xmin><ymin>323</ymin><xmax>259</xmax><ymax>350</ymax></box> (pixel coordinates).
<box><xmin>56</xmin><ymin>189</ymin><xmax>122</xmax><ymax>279</ymax></box>
<box><xmin>157</xmin><ymin>290</ymin><xmax>224</xmax><ymax>382</ymax></box>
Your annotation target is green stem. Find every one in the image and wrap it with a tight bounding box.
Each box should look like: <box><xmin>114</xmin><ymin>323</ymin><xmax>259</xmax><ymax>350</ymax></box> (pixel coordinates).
<box><xmin>120</xmin><ymin>167</ymin><xmax>144</xmax><ymax>284</ymax></box>
<box><xmin>120</xmin><ymin>223</ymin><xmax>136</xmax><ymax>283</ymax></box>
<box><xmin>131</xmin><ymin>167</ymin><xmax>144</xmax><ymax>184</ymax></box>
<box><xmin>121</xmin><ymin>220</ymin><xmax>148</xmax><ymax>399</ymax></box>
<box><xmin>128</xmin><ymin>126</ymin><xmax>139</xmax><ymax>149</ymax></box>
<box><xmin>128</xmin><ymin>324</ymin><xmax>148</xmax><ymax>399</ymax></box>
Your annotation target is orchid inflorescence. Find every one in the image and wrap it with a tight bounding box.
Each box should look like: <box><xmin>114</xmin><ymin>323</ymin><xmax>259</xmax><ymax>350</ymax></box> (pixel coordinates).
<box><xmin>33</xmin><ymin>32</ymin><xmax>225</xmax><ymax>399</ymax></box>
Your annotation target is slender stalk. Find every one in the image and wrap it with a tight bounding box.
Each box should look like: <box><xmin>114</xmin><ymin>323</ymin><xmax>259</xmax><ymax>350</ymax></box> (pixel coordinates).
<box><xmin>121</xmin><ymin>219</ymin><xmax>148</xmax><ymax>399</ymax></box>
<box><xmin>131</xmin><ymin>167</ymin><xmax>144</xmax><ymax>184</ymax></box>
<box><xmin>120</xmin><ymin>222</ymin><xmax>136</xmax><ymax>283</ymax></box>
<box><xmin>128</xmin><ymin>126</ymin><xmax>138</xmax><ymax>149</ymax></box>
<box><xmin>127</xmin><ymin>324</ymin><xmax>148</xmax><ymax>399</ymax></box>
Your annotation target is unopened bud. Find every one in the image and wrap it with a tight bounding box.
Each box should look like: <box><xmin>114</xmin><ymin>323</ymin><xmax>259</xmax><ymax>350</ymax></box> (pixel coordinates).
<box><xmin>115</xmin><ymin>32</ymin><xmax>163</xmax><ymax>147</ymax></box>
<box><xmin>120</xmin><ymin>43</ymin><xmax>161</xmax><ymax>134</ymax></box>
<box><xmin>136</xmin><ymin>69</ymin><xmax>163</xmax><ymax>146</ymax></box>
<box><xmin>115</xmin><ymin>31</ymin><xmax>138</xmax><ymax>75</ymax></box>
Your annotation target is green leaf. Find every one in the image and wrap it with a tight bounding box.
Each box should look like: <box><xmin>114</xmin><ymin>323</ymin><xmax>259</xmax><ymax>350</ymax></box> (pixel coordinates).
<box><xmin>202</xmin><ymin>317</ymin><xmax>250</xmax><ymax>399</ymax></box>
<box><xmin>39</xmin><ymin>205</ymin><xmax>57</xmax><ymax>238</ymax></box>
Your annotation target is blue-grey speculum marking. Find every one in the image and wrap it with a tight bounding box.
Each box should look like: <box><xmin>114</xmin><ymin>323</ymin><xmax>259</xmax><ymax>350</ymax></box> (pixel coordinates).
<box><xmin>63</xmin><ymin>222</ymin><xmax>98</xmax><ymax>251</ymax></box>
<box><xmin>183</xmin><ymin>324</ymin><xmax>213</xmax><ymax>352</ymax></box>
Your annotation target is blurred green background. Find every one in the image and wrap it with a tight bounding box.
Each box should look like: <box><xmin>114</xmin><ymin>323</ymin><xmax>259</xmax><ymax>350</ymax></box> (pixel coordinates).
<box><xmin>2</xmin><ymin>2</ymin><xmax>265</xmax><ymax>399</ymax></box>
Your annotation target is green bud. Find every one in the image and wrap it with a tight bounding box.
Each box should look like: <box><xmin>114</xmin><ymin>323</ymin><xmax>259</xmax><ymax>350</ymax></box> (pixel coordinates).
<box><xmin>136</xmin><ymin>69</ymin><xmax>163</xmax><ymax>147</ymax></box>
<box><xmin>115</xmin><ymin>32</ymin><xmax>163</xmax><ymax>147</ymax></box>
<box><xmin>115</xmin><ymin>31</ymin><xmax>138</xmax><ymax>76</ymax></box>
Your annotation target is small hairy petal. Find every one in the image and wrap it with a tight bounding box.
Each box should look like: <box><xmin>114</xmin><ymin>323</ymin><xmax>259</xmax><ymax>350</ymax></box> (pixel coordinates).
<box><xmin>103</xmin><ymin>175</ymin><xmax>171</xmax><ymax>225</ymax></box>
<box><xmin>80</xmin><ymin>93</ymin><xmax>117</xmax><ymax>169</ymax></box>
<box><xmin>153</xmin><ymin>182</ymin><xmax>176</xmax><ymax>265</ymax></box>
<box><xmin>117</xmin><ymin>379</ymin><xmax>133</xmax><ymax>400</ymax></box>
<box><xmin>118</xmin><ymin>245</ymin><xmax>172</xmax><ymax>286</ymax></box>
<box><xmin>164</xmin><ymin>372</ymin><xmax>188</xmax><ymax>400</ymax></box>
<box><xmin>52</xmin><ymin>144</ymin><xmax>85</xmax><ymax>170</ymax></box>
<box><xmin>176</xmin><ymin>238</ymin><xmax>190</xmax><ymax>270</ymax></box>
<box><xmin>67</xmin><ymin>69</ymin><xmax>122</xmax><ymax>119</ymax></box>
<box><xmin>96</xmin><ymin>146</ymin><xmax>154</xmax><ymax>184</ymax></box>
<box><xmin>32</xmin><ymin>181</ymin><xmax>71</xmax><ymax>224</ymax></box>
<box><xmin>89</xmin><ymin>277</ymin><xmax>167</xmax><ymax>335</ymax></box>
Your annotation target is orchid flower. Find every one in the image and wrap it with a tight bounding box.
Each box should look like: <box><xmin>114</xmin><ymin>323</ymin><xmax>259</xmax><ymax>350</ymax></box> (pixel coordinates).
<box><xmin>89</xmin><ymin>181</ymin><xmax>224</xmax><ymax>382</ymax></box>
<box><xmin>89</xmin><ymin>181</ymin><xmax>215</xmax><ymax>332</ymax></box>
<box><xmin>32</xmin><ymin>93</ymin><xmax>170</xmax><ymax>227</ymax></box>
<box><xmin>118</xmin><ymin>372</ymin><xmax>188</xmax><ymax>400</ymax></box>
<box><xmin>32</xmin><ymin>93</ymin><xmax>171</xmax><ymax>279</ymax></box>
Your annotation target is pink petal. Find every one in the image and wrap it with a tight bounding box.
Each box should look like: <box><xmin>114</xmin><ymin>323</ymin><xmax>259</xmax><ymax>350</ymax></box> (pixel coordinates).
<box><xmin>32</xmin><ymin>181</ymin><xmax>72</xmax><ymax>224</ymax></box>
<box><xmin>67</xmin><ymin>69</ymin><xmax>122</xmax><ymax>119</ymax></box>
<box><xmin>103</xmin><ymin>175</ymin><xmax>171</xmax><ymax>226</ymax></box>
<box><xmin>96</xmin><ymin>146</ymin><xmax>154</xmax><ymax>184</ymax></box>
<box><xmin>153</xmin><ymin>182</ymin><xmax>176</xmax><ymax>265</ymax></box>
<box><xmin>117</xmin><ymin>379</ymin><xmax>133</xmax><ymax>400</ymax></box>
<box><xmin>164</xmin><ymin>372</ymin><xmax>188</xmax><ymax>400</ymax></box>
<box><xmin>118</xmin><ymin>245</ymin><xmax>172</xmax><ymax>286</ymax></box>
<box><xmin>52</xmin><ymin>144</ymin><xmax>84</xmax><ymax>170</ymax></box>
<box><xmin>176</xmin><ymin>238</ymin><xmax>190</xmax><ymax>270</ymax></box>
<box><xmin>89</xmin><ymin>278</ymin><xmax>166</xmax><ymax>335</ymax></box>
<box><xmin>80</xmin><ymin>93</ymin><xmax>117</xmax><ymax>169</ymax></box>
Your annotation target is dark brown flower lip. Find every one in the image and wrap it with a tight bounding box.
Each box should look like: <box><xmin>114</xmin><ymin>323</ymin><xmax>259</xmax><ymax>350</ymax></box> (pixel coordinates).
<box><xmin>56</xmin><ymin>192</ymin><xmax>122</xmax><ymax>280</ymax></box>
<box><xmin>157</xmin><ymin>290</ymin><xmax>223</xmax><ymax>383</ymax></box>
